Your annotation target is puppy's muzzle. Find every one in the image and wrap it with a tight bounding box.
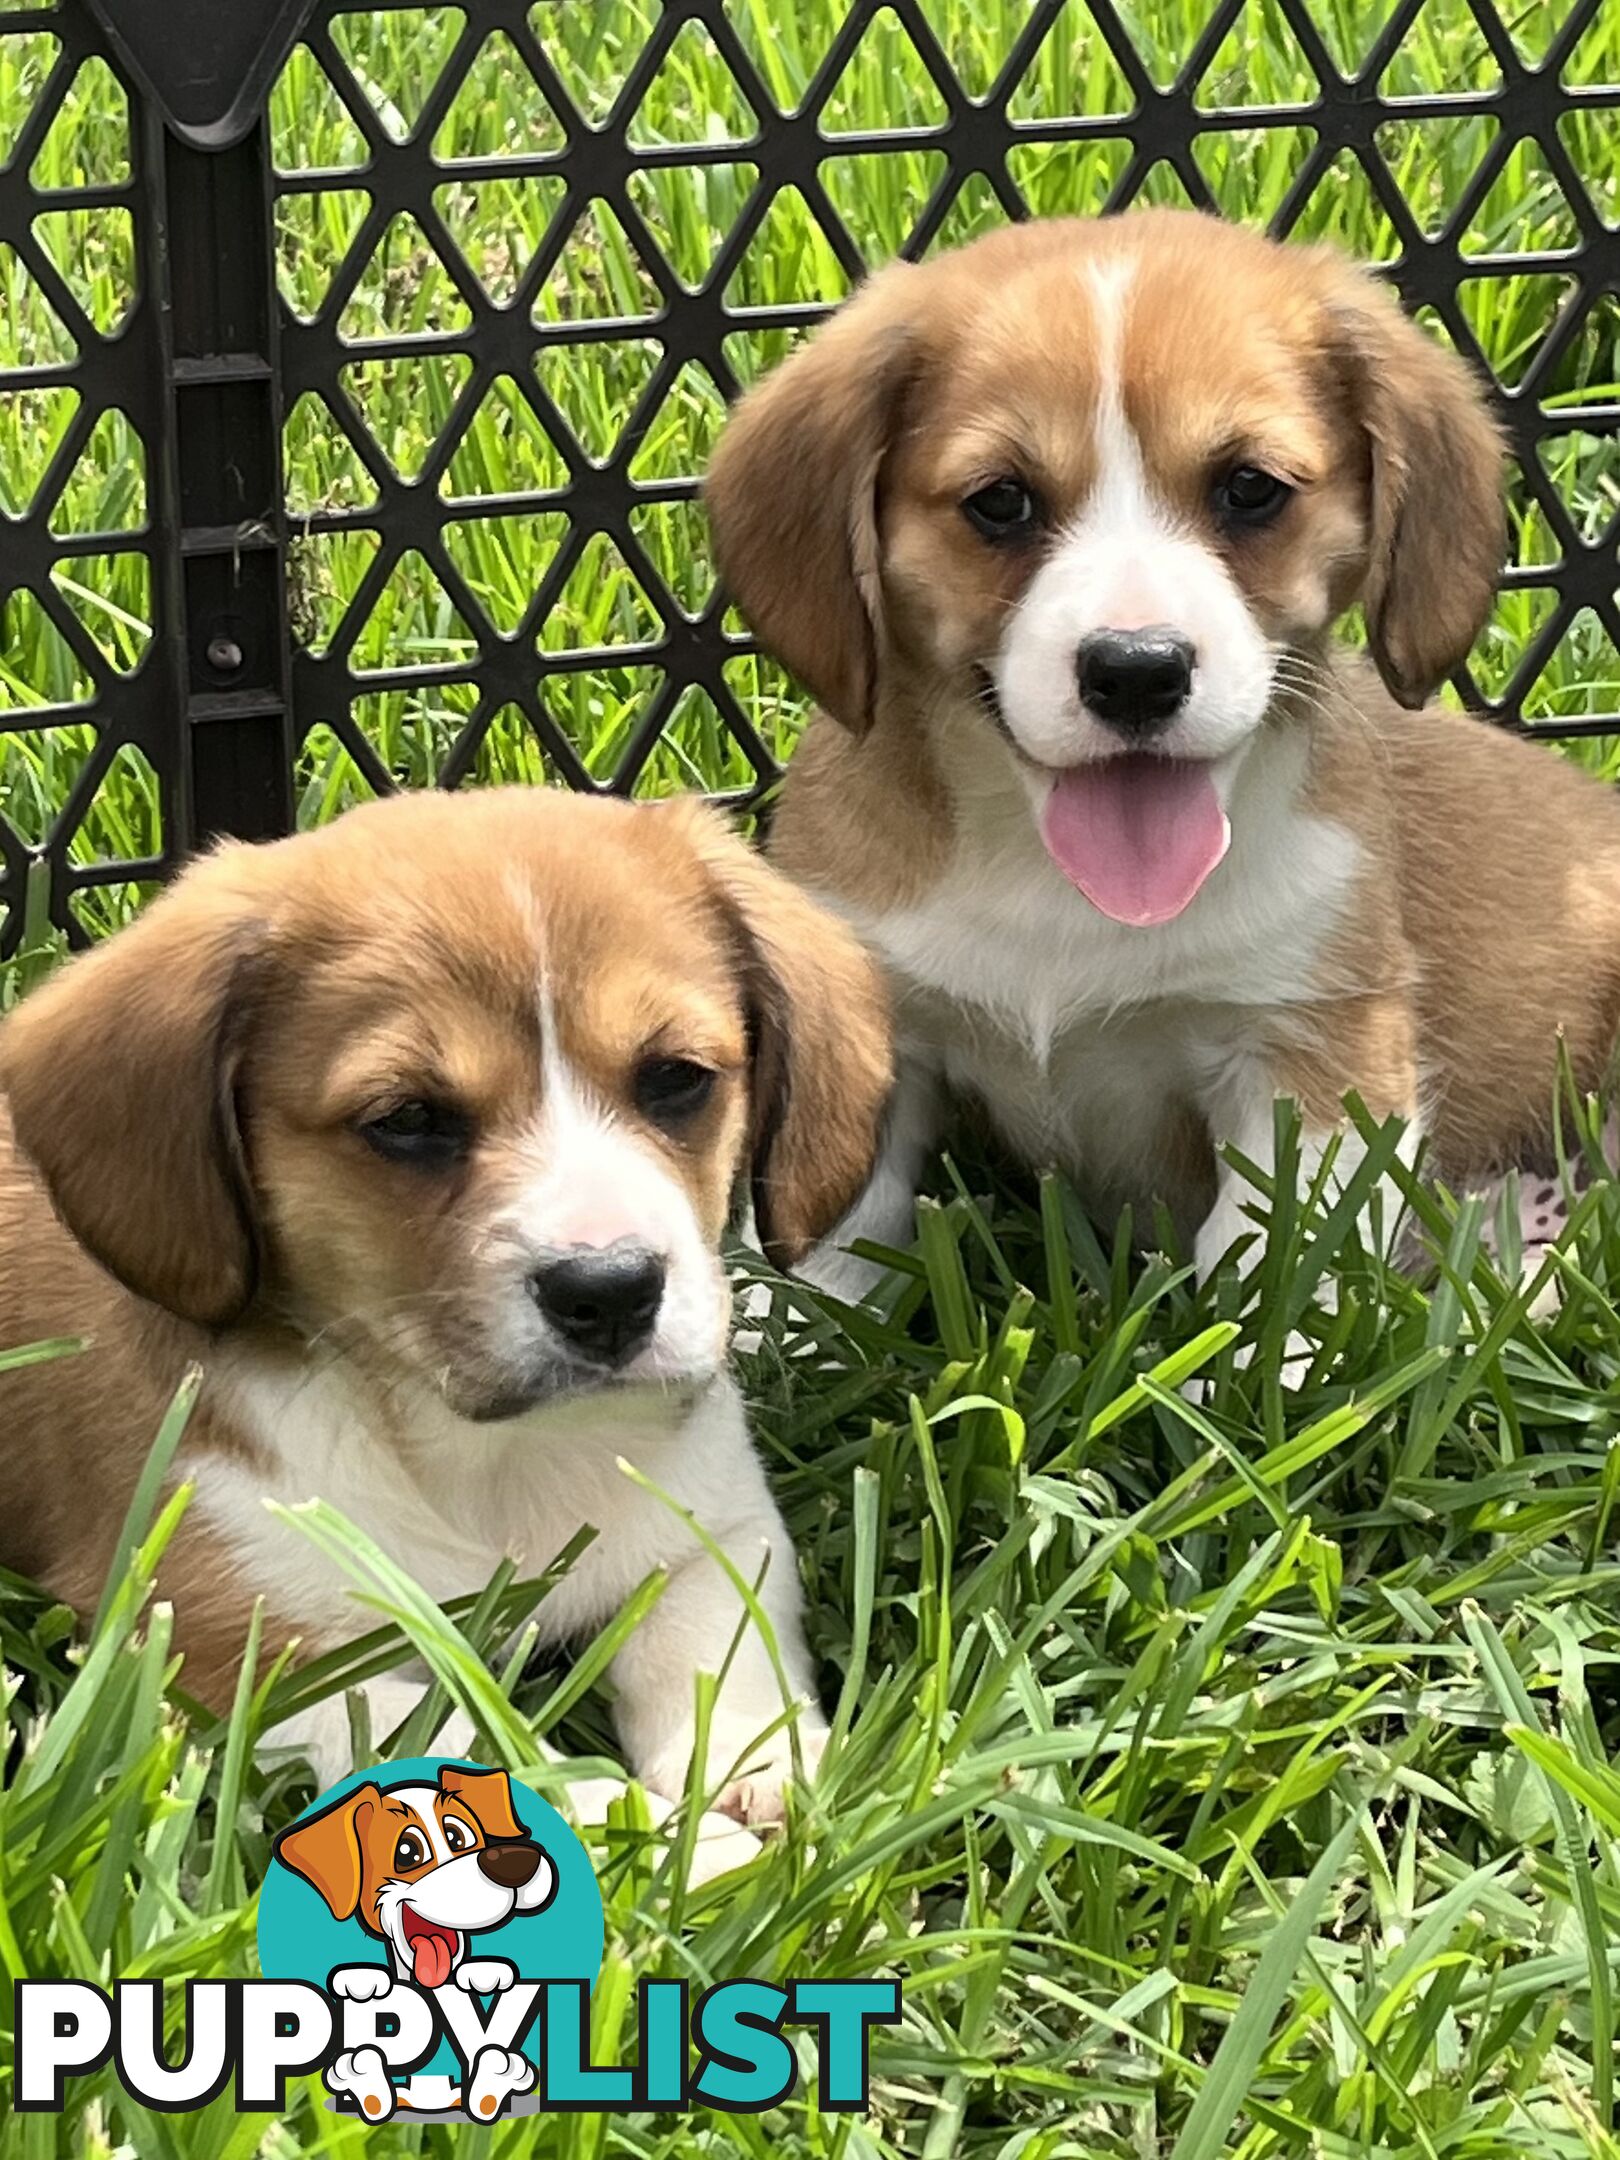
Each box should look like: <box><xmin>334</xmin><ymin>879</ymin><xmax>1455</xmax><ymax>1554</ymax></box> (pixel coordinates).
<box><xmin>476</xmin><ymin>1839</ymin><xmax>544</xmax><ymax>1888</ymax></box>
<box><xmin>1077</xmin><ymin>627</ymin><xmax>1194</xmax><ymax>738</ymax></box>
<box><xmin>527</xmin><ymin>1239</ymin><xmax>666</xmax><ymax>1365</ymax></box>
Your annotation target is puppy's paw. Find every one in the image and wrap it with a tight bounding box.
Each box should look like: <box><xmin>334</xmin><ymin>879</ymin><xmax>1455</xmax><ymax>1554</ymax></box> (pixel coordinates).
<box><xmin>327</xmin><ymin>2045</ymin><xmax>395</xmax><ymax>2121</ymax></box>
<box><xmin>716</xmin><ymin>1773</ymin><xmax>790</xmax><ymax>1827</ymax></box>
<box><xmin>715</xmin><ymin>1720</ymin><xmax>828</xmax><ymax>1827</ymax></box>
<box><xmin>464</xmin><ymin>2045</ymin><xmax>535</xmax><ymax>2122</ymax></box>
<box><xmin>455</xmin><ymin>1958</ymin><xmax>517</xmax><ymax>1996</ymax></box>
<box><xmin>556</xmin><ymin>1774</ymin><xmax>636</xmax><ymax>1829</ymax></box>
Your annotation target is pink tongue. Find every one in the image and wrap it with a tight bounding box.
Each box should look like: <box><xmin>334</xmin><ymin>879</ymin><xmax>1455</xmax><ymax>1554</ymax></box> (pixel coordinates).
<box><xmin>411</xmin><ymin>1929</ymin><xmax>453</xmax><ymax>1989</ymax></box>
<box><xmin>1040</xmin><ymin>756</ymin><xmax>1230</xmax><ymax>926</ymax></box>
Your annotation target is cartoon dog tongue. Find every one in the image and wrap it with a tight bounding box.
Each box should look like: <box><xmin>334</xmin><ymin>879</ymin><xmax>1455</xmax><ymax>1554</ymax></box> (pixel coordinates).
<box><xmin>1040</xmin><ymin>755</ymin><xmax>1230</xmax><ymax>927</ymax></box>
<box><xmin>402</xmin><ymin>1908</ymin><xmax>457</xmax><ymax>1989</ymax></box>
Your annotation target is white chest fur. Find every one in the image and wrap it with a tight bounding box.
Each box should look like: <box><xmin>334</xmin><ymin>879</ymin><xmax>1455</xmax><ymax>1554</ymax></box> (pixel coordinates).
<box><xmin>185</xmin><ymin>1353</ymin><xmax>754</xmax><ymax>1646</ymax></box>
<box><xmin>842</xmin><ymin>725</ymin><xmax>1365</xmax><ymax>1219</ymax></box>
<box><xmin>180</xmin><ymin>1347</ymin><xmax>821</xmax><ymax>1815</ymax></box>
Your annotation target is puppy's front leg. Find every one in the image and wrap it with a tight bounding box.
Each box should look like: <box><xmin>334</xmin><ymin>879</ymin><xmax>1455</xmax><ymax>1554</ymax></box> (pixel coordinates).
<box><xmin>797</xmin><ymin>1054</ymin><xmax>941</xmax><ymax>1305</ymax></box>
<box><xmin>269</xmin><ymin>1674</ymin><xmax>477</xmax><ymax>1788</ymax></box>
<box><xmin>1195</xmin><ymin>1002</ymin><xmax>1421</xmax><ymax>1354</ymax></box>
<box><xmin>610</xmin><ymin>1390</ymin><xmax>825</xmax><ymax>1826</ymax></box>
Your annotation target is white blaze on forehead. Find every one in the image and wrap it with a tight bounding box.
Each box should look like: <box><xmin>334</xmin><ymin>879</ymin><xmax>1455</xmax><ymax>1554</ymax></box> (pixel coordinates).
<box><xmin>530</xmin><ymin>983</ymin><xmax>651</xmax><ymax>1250</ymax></box>
<box><xmin>989</xmin><ymin>241</ymin><xmax>1276</xmax><ymax>774</ymax></box>
<box><xmin>465</xmin><ymin>969</ymin><xmax>733</xmax><ymax>1381</ymax></box>
<box><xmin>387</xmin><ymin>1787</ymin><xmax>450</xmax><ymax>1865</ymax></box>
<box><xmin>1075</xmin><ymin>255</ymin><xmax>1187</xmax><ymax>629</ymax></box>
<box><xmin>477</xmin><ymin>977</ymin><xmax>729</xmax><ymax>1377</ymax></box>
<box><xmin>1084</xmin><ymin>259</ymin><xmax>1146</xmax><ymax>499</ymax></box>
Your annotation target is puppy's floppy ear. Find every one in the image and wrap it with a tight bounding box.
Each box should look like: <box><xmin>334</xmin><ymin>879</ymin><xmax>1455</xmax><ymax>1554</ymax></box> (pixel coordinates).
<box><xmin>1319</xmin><ymin>262</ymin><xmax>1504</xmax><ymax>708</ymax></box>
<box><xmin>705</xmin><ymin>265</ymin><xmax>919</xmax><ymax>737</ymax></box>
<box><xmin>670</xmin><ymin>803</ymin><xmax>893</xmax><ymax>1268</ymax></box>
<box><xmin>0</xmin><ymin>844</ymin><xmax>270</xmax><ymax>1327</ymax></box>
<box><xmin>273</xmin><ymin>1784</ymin><xmax>379</xmax><ymax>1922</ymax></box>
<box><xmin>439</xmin><ymin>1765</ymin><xmax>527</xmax><ymax>1842</ymax></box>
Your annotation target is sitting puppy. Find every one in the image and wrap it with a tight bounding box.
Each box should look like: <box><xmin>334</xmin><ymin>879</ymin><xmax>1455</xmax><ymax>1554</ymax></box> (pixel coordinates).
<box><xmin>708</xmin><ymin>209</ymin><xmax>1620</xmax><ymax>1297</ymax></box>
<box><xmin>0</xmin><ymin>790</ymin><xmax>891</xmax><ymax>1815</ymax></box>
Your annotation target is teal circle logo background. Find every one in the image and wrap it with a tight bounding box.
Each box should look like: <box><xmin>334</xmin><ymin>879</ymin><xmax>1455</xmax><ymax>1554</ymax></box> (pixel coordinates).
<box><xmin>257</xmin><ymin>1757</ymin><xmax>603</xmax><ymax>2078</ymax></box>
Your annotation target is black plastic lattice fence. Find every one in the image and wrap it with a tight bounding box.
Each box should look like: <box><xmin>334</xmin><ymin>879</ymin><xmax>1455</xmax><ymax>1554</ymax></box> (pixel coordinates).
<box><xmin>0</xmin><ymin>0</ymin><xmax>1616</xmax><ymax>954</ymax></box>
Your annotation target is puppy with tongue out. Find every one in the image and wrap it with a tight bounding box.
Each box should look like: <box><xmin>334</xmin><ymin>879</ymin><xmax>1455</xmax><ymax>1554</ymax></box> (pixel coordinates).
<box><xmin>706</xmin><ymin>211</ymin><xmax>1620</xmax><ymax>1331</ymax></box>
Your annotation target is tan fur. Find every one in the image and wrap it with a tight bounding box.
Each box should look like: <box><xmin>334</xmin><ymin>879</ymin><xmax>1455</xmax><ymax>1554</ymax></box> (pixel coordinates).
<box><xmin>705</xmin><ymin>263</ymin><xmax>921</xmax><ymax>734</ymax></box>
<box><xmin>1368</xmin><ymin>684</ymin><xmax>1620</xmax><ymax>1166</ymax></box>
<box><xmin>710</xmin><ymin>209</ymin><xmax>1620</xmax><ymax>1224</ymax></box>
<box><xmin>1265</xmin><ymin>660</ymin><xmax>1620</xmax><ymax>1171</ymax></box>
<box><xmin>2</xmin><ymin>855</ymin><xmax>272</xmax><ymax>1329</ymax></box>
<box><xmin>667</xmin><ymin>797</ymin><xmax>894</xmax><ymax>1261</ymax></box>
<box><xmin>0</xmin><ymin>791</ymin><xmax>891</xmax><ymax>1703</ymax></box>
<box><xmin>769</xmin><ymin>708</ymin><xmax>951</xmax><ymax>916</ymax></box>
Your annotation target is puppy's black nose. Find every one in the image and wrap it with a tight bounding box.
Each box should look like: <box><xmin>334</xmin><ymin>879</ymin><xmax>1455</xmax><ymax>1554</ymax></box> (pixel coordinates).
<box><xmin>1077</xmin><ymin>629</ymin><xmax>1194</xmax><ymax>735</ymax></box>
<box><xmin>477</xmin><ymin>1840</ymin><xmax>542</xmax><ymax>1888</ymax></box>
<box><xmin>528</xmin><ymin>1243</ymin><xmax>665</xmax><ymax>1364</ymax></box>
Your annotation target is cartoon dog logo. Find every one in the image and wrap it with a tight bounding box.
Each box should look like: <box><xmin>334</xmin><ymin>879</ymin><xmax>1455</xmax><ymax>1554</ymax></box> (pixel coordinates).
<box><xmin>273</xmin><ymin>1765</ymin><xmax>558</xmax><ymax>2121</ymax></box>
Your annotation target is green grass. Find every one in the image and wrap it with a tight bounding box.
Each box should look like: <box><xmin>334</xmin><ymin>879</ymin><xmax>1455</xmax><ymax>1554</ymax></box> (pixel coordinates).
<box><xmin>3</xmin><ymin>6</ymin><xmax>1620</xmax><ymax>2155</ymax></box>
<box><xmin>11</xmin><ymin>1113</ymin><xmax>1620</xmax><ymax>2154</ymax></box>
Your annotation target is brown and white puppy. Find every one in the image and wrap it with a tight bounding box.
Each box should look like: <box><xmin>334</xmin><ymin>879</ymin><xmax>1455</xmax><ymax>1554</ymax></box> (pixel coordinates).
<box><xmin>709</xmin><ymin>209</ymin><xmax>1620</xmax><ymax>1304</ymax></box>
<box><xmin>0</xmin><ymin>790</ymin><xmax>890</xmax><ymax>1809</ymax></box>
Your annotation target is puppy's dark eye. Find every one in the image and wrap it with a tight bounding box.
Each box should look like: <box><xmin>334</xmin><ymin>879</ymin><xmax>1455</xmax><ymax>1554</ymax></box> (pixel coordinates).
<box><xmin>443</xmin><ymin>1818</ymin><xmax>474</xmax><ymax>1854</ymax></box>
<box><xmin>394</xmin><ymin>1829</ymin><xmax>429</xmax><ymax>1871</ymax></box>
<box><xmin>358</xmin><ymin>1099</ymin><xmax>473</xmax><ymax>1167</ymax></box>
<box><xmin>634</xmin><ymin>1056</ymin><xmax>716</xmax><ymax>1125</ymax></box>
<box><xmin>1214</xmin><ymin>465</ymin><xmax>1292</xmax><ymax>526</ymax></box>
<box><xmin>962</xmin><ymin>478</ymin><xmax>1037</xmax><ymax>541</ymax></box>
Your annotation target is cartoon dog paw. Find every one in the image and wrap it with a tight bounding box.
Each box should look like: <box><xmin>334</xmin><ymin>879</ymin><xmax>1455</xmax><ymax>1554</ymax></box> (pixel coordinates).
<box><xmin>454</xmin><ymin>1958</ymin><xmax>517</xmax><ymax>1996</ymax></box>
<box><xmin>329</xmin><ymin>1964</ymin><xmax>393</xmax><ymax>2002</ymax></box>
<box><xmin>464</xmin><ymin>2045</ymin><xmax>535</xmax><ymax>2121</ymax></box>
<box><xmin>327</xmin><ymin>2044</ymin><xmax>395</xmax><ymax>2121</ymax></box>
